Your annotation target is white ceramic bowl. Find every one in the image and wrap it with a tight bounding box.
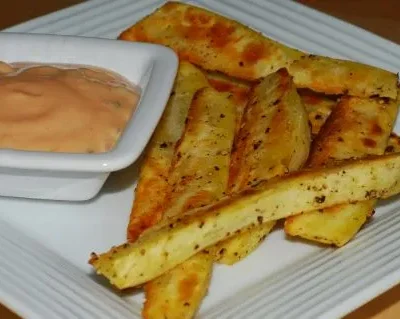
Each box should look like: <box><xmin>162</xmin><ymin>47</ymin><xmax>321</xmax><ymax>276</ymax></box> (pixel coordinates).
<box><xmin>0</xmin><ymin>32</ymin><xmax>178</xmax><ymax>201</ymax></box>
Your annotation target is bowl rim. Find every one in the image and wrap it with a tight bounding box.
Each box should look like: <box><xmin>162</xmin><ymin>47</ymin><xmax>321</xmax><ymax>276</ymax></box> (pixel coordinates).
<box><xmin>0</xmin><ymin>33</ymin><xmax>178</xmax><ymax>172</ymax></box>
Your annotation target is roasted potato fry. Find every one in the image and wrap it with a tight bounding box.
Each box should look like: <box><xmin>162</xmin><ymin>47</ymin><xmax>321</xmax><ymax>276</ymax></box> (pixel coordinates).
<box><xmin>229</xmin><ymin>69</ymin><xmax>311</xmax><ymax>192</ymax></box>
<box><xmin>90</xmin><ymin>152</ymin><xmax>400</xmax><ymax>289</ymax></box>
<box><xmin>309</xmin><ymin>97</ymin><xmax>398</xmax><ymax>164</ymax></box>
<box><xmin>119</xmin><ymin>2</ymin><xmax>304</xmax><ymax>81</ymax></box>
<box><xmin>214</xmin><ymin>69</ymin><xmax>311</xmax><ymax>265</ymax></box>
<box><xmin>143</xmin><ymin>251</ymin><xmax>213</xmax><ymax>319</ymax></box>
<box><xmin>285</xmin><ymin>96</ymin><xmax>398</xmax><ymax>246</ymax></box>
<box><xmin>142</xmin><ymin>87</ymin><xmax>237</xmax><ymax>319</ymax></box>
<box><xmin>162</xmin><ymin>87</ymin><xmax>237</xmax><ymax>218</ymax></box>
<box><xmin>127</xmin><ymin>62</ymin><xmax>209</xmax><ymax>241</ymax></box>
<box><xmin>288</xmin><ymin>55</ymin><xmax>398</xmax><ymax>99</ymax></box>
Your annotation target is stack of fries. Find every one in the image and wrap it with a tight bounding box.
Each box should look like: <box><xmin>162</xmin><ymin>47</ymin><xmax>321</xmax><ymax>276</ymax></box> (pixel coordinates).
<box><xmin>89</xmin><ymin>2</ymin><xmax>400</xmax><ymax>318</ymax></box>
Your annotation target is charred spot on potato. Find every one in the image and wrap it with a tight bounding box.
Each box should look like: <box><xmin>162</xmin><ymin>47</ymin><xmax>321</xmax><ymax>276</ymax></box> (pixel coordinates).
<box><xmin>368</xmin><ymin>209</ymin><xmax>376</xmax><ymax>218</ymax></box>
<box><xmin>385</xmin><ymin>145</ymin><xmax>395</xmax><ymax>153</ymax></box>
<box><xmin>362</xmin><ymin>138</ymin><xmax>377</xmax><ymax>148</ymax></box>
<box><xmin>89</xmin><ymin>252</ymin><xmax>99</xmax><ymax>262</ymax></box>
<box><xmin>380</xmin><ymin>97</ymin><xmax>391</xmax><ymax>104</ymax></box>
<box><xmin>253</xmin><ymin>140</ymin><xmax>262</xmax><ymax>150</ymax></box>
<box><xmin>365</xmin><ymin>190</ymin><xmax>377</xmax><ymax>199</ymax></box>
<box><xmin>314</xmin><ymin>195</ymin><xmax>326</xmax><ymax>203</ymax></box>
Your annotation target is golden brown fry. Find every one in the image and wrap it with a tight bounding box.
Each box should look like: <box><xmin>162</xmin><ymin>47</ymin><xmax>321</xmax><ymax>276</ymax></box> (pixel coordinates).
<box><xmin>142</xmin><ymin>87</ymin><xmax>237</xmax><ymax>319</ymax></box>
<box><xmin>309</xmin><ymin>97</ymin><xmax>398</xmax><ymax>164</ymax></box>
<box><xmin>214</xmin><ymin>69</ymin><xmax>311</xmax><ymax>265</ymax></box>
<box><xmin>127</xmin><ymin>62</ymin><xmax>208</xmax><ymax>241</ymax></box>
<box><xmin>285</xmin><ymin>201</ymin><xmax>376</xmax><ymax>246</ymax></box>
<box><xmin>119</xmin><ymin>2</ymin><xmax>304</xmax><ymax>81</ymax></box>
<box><xmin>90</xmin><ymin>152</ymin><xmax>400</xmax><ymax>289</ymax></box>
<box><xmin>162</xmin><ymin>87</ymin><xmax>237</xmax><ymax>218</ymax></box>
<box><xmin>285</xmin><ymin>96</ymin><xmax>398</xmax><ymax>246</ymax></box>
<box><xmin>143</xmin><ymin>251</ymin><xmax>213</xmax><ymax>319</ymax></box>
<box><xmin>288</xmin><ymin>55</ymin><xmax>398</xmax><ymax>99</ymax></box>
<box><xmin>229</xmin><ymin>69</ymin><xmax>311</xmax><ymax>192</ymax></box>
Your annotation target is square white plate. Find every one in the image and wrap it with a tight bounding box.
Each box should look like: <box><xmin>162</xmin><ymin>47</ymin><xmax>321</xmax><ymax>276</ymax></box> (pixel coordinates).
<box><xmin>1</xmin><ymin>1</ymin><xmax>400</xmax><ymax>318</ymax></box>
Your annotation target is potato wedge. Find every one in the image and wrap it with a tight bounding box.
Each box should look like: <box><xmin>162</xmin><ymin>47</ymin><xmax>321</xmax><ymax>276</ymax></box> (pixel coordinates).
<box><xmin>143</xmin><ymin>251</ymin><xmax>214</xmax><ymax>319</ymax></box>
<box><xmin>285</xmin><ymin>96</ymin><xmax>398</xmax><ymax>246</ymax></box>
<box><xmin>127</xmin><ymin>62</ymin><xmax>209</xmax><ymax>241</ymax></box>
<box><xmin>309</xmin><ymin>97</ymin><xmax>398</xmax><ymax>165</ymax></box>
<box><xmin>119</xmin><ymin>2</ymin><xmax>304</xmax><ymax>81</ymax></box>
<box><xmin>285</xmin><ymin>201</ymin><xmax>377</xmax><ymax>246</ymax></box>
<box><xmin>214</xmin><ymin>69</ymin><xmax>311</xmax><ymax>265</ymax></box>
<box><xmin>229</xmin><ymin>69</ymin><xmax>311</xmax><ymax>192</ymax></box>
<box><xmin>142</xmin><ymin>87</ymin><xmax>237</xmax><ymax>319</ymax></box>
<box><xmin>162</xmin><ymin>87</ymin><xmax>237</xmax><ymax>218</ymax></box>
<box><xmin>90</xmin><ymin>152</ymin><xmax>400</xmax><ymax>289</ymax></box>
<box><xmin>299</xmin><ymin>89</ymin><xmax>337</xmax><ymax>138</ymax></box>
<box><xmin>288</xmin><ymin>55</ymin><xmax>398</xmax><ymax>99</ymax></box>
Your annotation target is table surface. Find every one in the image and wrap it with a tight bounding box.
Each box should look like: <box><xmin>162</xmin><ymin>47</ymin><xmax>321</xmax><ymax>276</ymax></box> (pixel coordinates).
<box><xmin>0</xmin><ymin>0</ymin><xmax>399</xmax><ymax>318</ymax></box>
